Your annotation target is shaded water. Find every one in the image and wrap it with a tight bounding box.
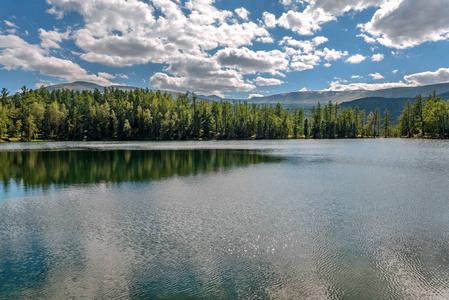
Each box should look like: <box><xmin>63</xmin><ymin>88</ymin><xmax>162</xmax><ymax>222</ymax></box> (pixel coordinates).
<box><xmin>1</xmin><ymin>140</ymin><xmax>449</xmax><ymax>299</ymax></box>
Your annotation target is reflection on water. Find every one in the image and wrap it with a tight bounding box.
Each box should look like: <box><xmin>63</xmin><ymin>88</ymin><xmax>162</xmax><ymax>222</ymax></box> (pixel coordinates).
<box><xmin>0</xmin><ymin>149</ymin><xmax>280</xmax><ymax>189</ymax></box>
<box><xmin>1</xmin><ymin>140</ymin><xmax>449</xmax><ymax>299</ymax></box>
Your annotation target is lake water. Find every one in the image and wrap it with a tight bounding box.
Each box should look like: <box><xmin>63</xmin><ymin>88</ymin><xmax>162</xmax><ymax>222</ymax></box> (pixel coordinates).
<box><xmin>1</xmin><ymin>140</ymin><xmax>449</xmax><ymax>299</ymax></box>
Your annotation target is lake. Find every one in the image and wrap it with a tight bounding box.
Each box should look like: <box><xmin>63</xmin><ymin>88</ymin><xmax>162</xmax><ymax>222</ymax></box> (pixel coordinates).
<box><xmin>1</xmin><ymin>140</ymin><xmax>449</xmax><ymax>299</ymax></box>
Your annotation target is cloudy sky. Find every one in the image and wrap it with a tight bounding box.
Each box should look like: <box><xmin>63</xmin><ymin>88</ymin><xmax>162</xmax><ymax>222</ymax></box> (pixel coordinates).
<box><xmin>1</xmin><ymin>0</ymin><xmax>449</xmax><ymax>98</ymax></box>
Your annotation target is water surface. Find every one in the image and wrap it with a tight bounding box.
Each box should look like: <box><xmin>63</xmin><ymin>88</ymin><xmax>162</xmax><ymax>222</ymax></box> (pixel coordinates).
<box><xmin>1</xmin><ymin>140</ymin><xmax>449</xmax><ymax>299</ymax></box>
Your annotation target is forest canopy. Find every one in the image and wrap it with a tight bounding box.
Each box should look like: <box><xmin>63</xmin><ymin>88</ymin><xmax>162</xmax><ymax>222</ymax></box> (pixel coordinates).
<box><xmin>0</xmin><ymin>86</ymin><xmax>447</xmax><ymax>141</ymax></box>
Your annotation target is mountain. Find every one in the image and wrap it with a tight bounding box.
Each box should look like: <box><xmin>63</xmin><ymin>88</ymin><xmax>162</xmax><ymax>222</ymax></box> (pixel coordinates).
<box><xmin>45</xmin><ymin>81</ymin><xmax>222</xmax><ymax>101</ymax></box>
<box><xmin>340</xmin><ymin>97</ymin><xmax>410</xmax><ymax>122</ymax></box>
<box><xmin>46</xmin><ymin>81</ymin><xmax>141</xmax><ymax>92</ymax></box>
<box><xmin>44</xmin><ymin>81</ymin><xmax>449</xmax><ymax>120</ymax></box>
<box><xmin>246</xmin><ymin>82</ymin><xmax>449</xmax><ymax>108</ymax></box>
<box><xmin>45</xmin><ymin>81</ymin><xmax>109</xmax><ymax>92</ymax></box>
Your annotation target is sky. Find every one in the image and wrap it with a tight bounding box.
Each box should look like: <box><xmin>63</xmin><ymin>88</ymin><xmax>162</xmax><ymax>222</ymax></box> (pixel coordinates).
<box><xmin>1</xmin><ymin>0</ymin><xmax>449</xmax><ymax>99</ymax></box>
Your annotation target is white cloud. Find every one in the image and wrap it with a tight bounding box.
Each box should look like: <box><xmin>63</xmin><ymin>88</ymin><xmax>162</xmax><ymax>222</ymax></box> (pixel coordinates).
<box><xmin>392</xmin><ymin>69</ymin><xmax>398</xmax><ymax>74</ymax></box>
<box><xmin>215</xmin><ymin>47</ymin><xmax>289</xmax><ymax>75</ymax></box>
<box><xmin>98</xmin><ymin>72</ymin><xmax>116</xmax><ymax>80</ymax></box>
<box><xmin>323</xmin><ymin>63</ymin><xmax>331</xmax><ymax>67</ymax></box>
<box><xmin>254</xmin><ymin>76</ymin><xmax>285</xmax><ymax>86</ymax></box>
<box><xmin>0</xmin><ymin>34</ymin><xmax>113</xmax><ymax>86</ymax></box>
<box><xmin>291</xmin><ymin>61</ymin><xmax>315</xmax><ymax>71</ymax></box>
<box><xmin>404</xmin><ymin>68</ymin><xmax>449</xmax><ymax>86</ymax></box>
<box><xmin>316</xmin><ymin>47</ymin><xmax>348</xmax><ymax>61</ymax></box>
<box><xmin>4</xmin><ymin>20</ymin><xmax>19</xmax><ymax>28</ymax></box>
<box><xmin>248</xmin><ymin>93</ymin><xmax>264</xmax><ymax>99</ymax></box>
<box><xmin>256</xmin><ymin>36</ymin><xmax>274</xmax><ymax>43</ymax></box>
<box><xmin>324</xmin><ymin>80</ymin><xmax>411</xmax><ymax>91</ymax></box>
<box><xmin>277</xmin><ymin>0</ymin><xmax>384</xmax><ymax>35</ymax></box>
<box><xmin>300</xmin><ymin>87</ymin><xmax>308</xmax><ymax>91</ymax></box>
<box><xmin>262</xmin><ymin>12</ymin><xmax>277</xmax><ymax>28</ymax></box>
<box><xmin>279</xmin><ymin>0</ymin><xmax>293</xmax><ymax>7</ymax></box>
<box><xmin>324</xmin><ymin>67</ymin><xmax>449</xmax><ymax>91</ymax></box>
<box><xmin>150</xmin><ymin>54</ymin><xmax>255</xmax><ymax>97</ymax></box>
<box><xmin>302</xmin><ymin>0</ymin><xmax>384</xmax><ymax>15</ymax></box>
<box><xmin>371</xmin><ymin>53</ymin><xmax>384</xmax><ymax>62</ymax></box>
<box><xmin>345</xmin><ymin>54</ymin><xmax>366</xmax><ymax>64</ymax></box>
<box><xmin>47</xmin><ymin>0</ymin><xmax>272</xmax><ymax>68</ymax></box>
<box><xmin>38</xmin><ymin>28</ymin><xmax>70</xmax><ymax>49</ymax></box>
<box><xmin>43</xmin><ymin>0</ymin><xmax>275</xmax><ymax>95</ymax></box>
<box><xmin>357</xmin><ymin>33</ymin><xmax>376</xmax><ymax>44</ymax></box>
<box><xmin>116</xmin><ymin>73</ymin><xmax>129</xmax><ymax>79</ymax></box>
<box><xmin>361</xmin><ymin>0</ymin><xmax>449</xmax><ymax>49</ymax></box>
<box><xmin>313</xmin><ymin>36</ymin><xmax>329</xmax><ymax>46</ymax></box>
<box><xmin>351</xmin><ymin>75</ymin><xmax>362</xmax><ymax>79</ymax></box>
<box><xmin>277</xmin><ymin>7</ymin><xmax>335</xmax><ymax>35</ymax></box>
<box><xmin>281</xmin><ymin>36</ymin><xmax>347</xmax><ymax>70</ymax></box>
<box><xmin>369</xmin><ymin>72</ymin><xmax>384</xmax><ymax>80</ymax></box>
<box><xmin>235</xmin><ymin>7</ymin><xmax>250</xmax><ymax>20</ymax></box>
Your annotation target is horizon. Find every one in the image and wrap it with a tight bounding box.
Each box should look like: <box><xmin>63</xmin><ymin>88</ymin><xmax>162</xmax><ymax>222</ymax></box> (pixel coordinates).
<box><xmin>1</xmin><ymin>0</ymin><xmax>449</xmax><ymax>99</ymax></box>
<box><xmin>34</xmin><ymin>80</ymin><xmax>449</xmax><ymax>100</ymax></box>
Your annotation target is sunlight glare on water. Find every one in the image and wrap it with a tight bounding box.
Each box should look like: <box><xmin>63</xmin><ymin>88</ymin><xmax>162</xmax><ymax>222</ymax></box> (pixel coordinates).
<box><xmin>1</xmin><ymin>139</ymin><xmax>449</xmax><ymax>299</ymax></box>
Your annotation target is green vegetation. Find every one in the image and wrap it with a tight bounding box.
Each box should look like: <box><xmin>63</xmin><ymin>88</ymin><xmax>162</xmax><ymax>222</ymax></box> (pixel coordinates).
<box><xmin>0</xmin><ymin>150</ymin><xmax>281</xmax><ymax>188</ymax></box>
<box><xmin>0</xmin><ymin>86</ymin><xmax>447</xmax><ymax>141</ymax></box>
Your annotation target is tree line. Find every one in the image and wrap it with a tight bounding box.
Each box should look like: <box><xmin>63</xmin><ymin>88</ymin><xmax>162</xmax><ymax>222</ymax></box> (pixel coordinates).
<box><xmin>0</xmin><ymin>86</ymin><xmax>447</xmax><ymax>141</ymax></box>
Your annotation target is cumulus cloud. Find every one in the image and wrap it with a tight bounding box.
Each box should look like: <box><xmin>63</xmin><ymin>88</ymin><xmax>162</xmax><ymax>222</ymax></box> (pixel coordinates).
<box><xmin>323</xmin><ymin>63</ymin><xmax>331</xmax><ymax>67</ymax></box>
<box><xmin>291</xmin><ymin>61</ymin><xmax>315</xmax><ymax>71</ymax></box>
<box><xmin>38</xmin><ymin>28</ymin><xmax>70</xmax><ymax>49</ymax></box>
<box><xmin>316</xmin><ymin>47</ymin><xmax>348</xmax><ymax>61</ymax></box>
<box><xmin>215</xmin><ymin>47</ymin><xmax>289</xmax><ymax>75</ymax></box>
<box><xmin>404</xmin><ymin>68</ymin><xmax>449</xmax><ymax>85</ymax></box>
<box><xmin>43</xmin><ymin>0</ymin><xmax>275</xmax><ymax>95</ymax></box>
<box><xmin>357</xmin><ymin>33</ymin><xmax>376</xmax><ymax>44</ymax></box>
<box><xmin>324</xmin><ymin>67</ymin><xmax>449</xmax><ymax>91</ymax></box>
<box><xmin>98</xmin><ymin>72</ymin><xmax>116</xmax><ymax>80</ymax></box>
<box><xmin>280</xmin><ymin>36</ymin><xmax>347</xmax><ymax>70</ymax></box>
<box><xmin>346</xmin><ymin>54</ymin><xmax>366</xmax><ymax>64</ymax></box>
<box><xmin>262</xmin><ymin>12</ymin><xmax>277</xmax><ymax>28</ymax></box>
<box><xmin>248</xmin><ymin>93</ymin><xmax>264</xmax><ymax>99</ymax></box>
<box><xmin>277</xmin><ymin>0</ymin><xmax>384</xmax><ymax>35</ymax></box>
<box><xmin>280</xmin><ymin>36</ymin><xmax>328</xmax><ymax>52</ymax></box>
<box><xmin>150</xmin><ymin>54</ymin><xmax>255</xmax><ymax>97</ymax></box>
<box><xmin>351</xmin><ymin>75</ymin><xmax>362</xmax><ymax>79</ymax></box>
<box><xmin>0</xmin><ymin>34</ymin><xmax>113</xmax><ymax>86</ymax></box>
<box><xmin>324</xmin><ymin>80</ymin><xmax>411</xmax><ymax>91</ymax></box>
<box><xmin>302</xmin><ymin>0</ymin><xmax>384</xmax><ymax>15</ymax></box>
<box><xmin>361</xmin><ymin>0</ymin><xmax>449</xmax><ymax>49</ymax></box>
<box><xmin>369</xmin><ymin>72</ymin><xmax>384</xmax><ymax>80</ymax></box>
<box><xmin>277</xmin><ymin>7</ymin><xmax>335</xmax><ymax>35</ymax></box>
<box><xmin>254</xmin><ymin>76</ymin><xmax>284</xmax><ymax>86</ymax></box>
<box><xmin>371</xmin><ymin>53</ymin><xmax>384</xmax><ymax>61</ymax></box>
<box><xmin>47</xmin><ymin>0</ymin><xmax>272</xmax><ymax>68</ymax></box>
<box><xmin>392</xmin><ymin>69</ymin><xmax>398</xmax><ymax>74</ymax></box>
<box><xmin>235</xmin><ymin>7</ymin><xmax>250</xmax><ymax>20</ymax></box>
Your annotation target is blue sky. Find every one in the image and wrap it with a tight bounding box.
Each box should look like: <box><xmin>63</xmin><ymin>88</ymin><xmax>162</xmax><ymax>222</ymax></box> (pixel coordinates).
<box><xmin>1</xmin><ymin>0</ymin><xmax>449</xmax><ymax>98</ymax></box>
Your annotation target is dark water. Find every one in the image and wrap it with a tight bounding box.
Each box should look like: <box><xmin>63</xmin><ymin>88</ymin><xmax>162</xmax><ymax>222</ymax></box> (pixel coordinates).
<box><xmin>1</xmin><ymin>140</ymin><xmax>449</xmax><ymax>299</ymax></box>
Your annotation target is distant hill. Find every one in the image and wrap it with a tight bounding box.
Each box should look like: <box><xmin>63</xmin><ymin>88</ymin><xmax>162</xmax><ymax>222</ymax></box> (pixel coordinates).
<box><xmin>44</xmin><ymin>81</ymin><xmax>449</xmax><ymax>120</ymax></box>
<box><xmin>44</xmin><ymin>81</ymin><xmax>221</xmax><ymax>101</ymax></box>
<box><xmin>246</xmin><ymin>82</ymin><xmax>449</xmax><ymax>108</ymax></box>
<box><xmin>340</xmin><ymin>97</ymin><xmax>410</xmax><ymax>122</ymax></box>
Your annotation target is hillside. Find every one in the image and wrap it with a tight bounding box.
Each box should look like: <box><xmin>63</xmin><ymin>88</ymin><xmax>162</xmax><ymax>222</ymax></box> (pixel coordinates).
<box><xmin>45</xmin><ymin>81</ymin><xmax>220</xmax><ymax>101</ymax></box>
<box><xmin>44</xmin><ymin>81</ymin><xmax>449</xmax><ymax>121</ymax></box>
<box><xmin>340</xmin><ymin>97</ymin><xmax>410</xmax><ymax>122</ymax></box>
<box><xmin>246</xmin><ymin>82</ymin><xmax>449</xmax><ymax>108</ymax></box>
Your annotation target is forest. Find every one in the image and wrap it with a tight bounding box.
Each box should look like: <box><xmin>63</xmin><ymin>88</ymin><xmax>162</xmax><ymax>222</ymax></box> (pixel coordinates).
<box><xmin>0</xmin><ymin>86</ymin><xmax>448</xmax><ymax>141</ymax></box>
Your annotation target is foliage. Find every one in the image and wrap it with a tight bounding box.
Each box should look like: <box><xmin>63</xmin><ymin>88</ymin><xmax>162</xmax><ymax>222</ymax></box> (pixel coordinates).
<box><xmin>0</xmin><ymin>86</ymin><xmax>446</xmax><ymax>141</ymax></box>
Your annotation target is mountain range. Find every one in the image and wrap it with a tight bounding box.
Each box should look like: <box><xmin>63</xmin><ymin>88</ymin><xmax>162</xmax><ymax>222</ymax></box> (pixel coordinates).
<box><xmin>45</xmin><ymin>81</ymin><xmax>449</xmax><ymax>121</ymax></box>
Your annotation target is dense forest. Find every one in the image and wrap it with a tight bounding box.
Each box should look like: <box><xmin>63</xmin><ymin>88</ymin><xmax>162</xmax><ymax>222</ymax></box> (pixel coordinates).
<box><xmin>0</xmin><ymin>86</ymin><xmax>448</xmax><ymax>141</ymax></box>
